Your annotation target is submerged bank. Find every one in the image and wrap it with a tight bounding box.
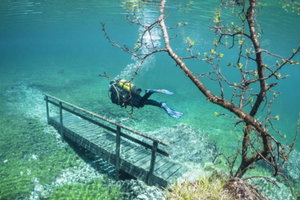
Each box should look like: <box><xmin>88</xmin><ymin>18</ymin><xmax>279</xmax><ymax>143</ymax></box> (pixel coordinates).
<box><xmin>0</xmin><ymin>82</ymin><xmax>299</xmax><ymax>199</ymax></box>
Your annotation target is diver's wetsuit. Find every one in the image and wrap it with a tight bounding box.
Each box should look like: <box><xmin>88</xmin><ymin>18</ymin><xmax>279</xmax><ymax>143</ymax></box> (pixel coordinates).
<box><xmin>129</xmin><ymin>90</ymin><xmax>162</xmax><ymax>108</ymax></box>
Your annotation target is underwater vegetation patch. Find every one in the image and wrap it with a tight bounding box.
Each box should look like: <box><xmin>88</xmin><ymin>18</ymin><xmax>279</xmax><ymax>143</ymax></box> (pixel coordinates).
<box><xmin>0</xmin><ymin>114</ymin><xmax>92</xmax><ymax>199</ymax></box>
<box><xmin>166</xmin><ymin>172</ymin><xmax>234</xmax><ymax>200</ymax></box>
<box><xmin>49</xmin><ymin>179</ymin><xmax>121</xmax><ymax>200</ymax></box>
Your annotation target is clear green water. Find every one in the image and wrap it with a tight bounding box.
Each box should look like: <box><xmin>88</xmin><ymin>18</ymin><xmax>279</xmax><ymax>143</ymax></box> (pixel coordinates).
<box><xmin>0</xmin><ymin>0</ymin><xmax>299</xmax><ymax>199</ymax></box>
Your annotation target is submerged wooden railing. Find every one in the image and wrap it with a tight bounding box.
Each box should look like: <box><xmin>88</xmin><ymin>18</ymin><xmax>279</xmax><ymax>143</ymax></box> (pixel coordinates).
<box><xmin>44</xmin><ymin>94</ymin><xmax>170</xmax><ymax>184</ymax></box>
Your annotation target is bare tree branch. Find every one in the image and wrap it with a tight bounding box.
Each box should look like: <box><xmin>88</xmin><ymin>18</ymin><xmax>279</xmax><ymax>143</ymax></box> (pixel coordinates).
<box><xmin>102</xmin><ymin>0</ymin><xmax>299</xmax><ymax>180</ymax></box>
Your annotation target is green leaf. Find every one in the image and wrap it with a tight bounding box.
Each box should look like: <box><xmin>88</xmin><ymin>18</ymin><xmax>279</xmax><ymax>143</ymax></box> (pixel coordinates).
<box><xmin>210</xmin><ymin>49</ymin><xmax>217</xmax><ymax>54</ymax></box>
<box><xmin>214</xmin><ymin>11</ymin><xmax>221</xmax><ymax>23</ymax></box>
<box><xmin>237</xmin><ymin>63</ymin><xmax>243</xmax><ymax>69</ymax></box>
<box><xmin>274</xmin><ymin>115</ymin><xmax>280</xmax><ymax>120</ymax></box>
<box><xmin>186</xmin><ymin>37</ymin><xmax>195</xmax><ymax>47</ymax></box>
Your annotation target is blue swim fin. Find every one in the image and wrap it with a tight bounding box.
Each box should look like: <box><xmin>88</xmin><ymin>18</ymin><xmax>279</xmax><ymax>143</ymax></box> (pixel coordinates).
<box><xmin>146</xmin><ymin>89</ymin><xmax>174</xmax><ymax>95</ymax></box>
<box><xmin>161</xmin><ymin>103</ymin><xmax>183</xmax><ymax>118</ymax></box>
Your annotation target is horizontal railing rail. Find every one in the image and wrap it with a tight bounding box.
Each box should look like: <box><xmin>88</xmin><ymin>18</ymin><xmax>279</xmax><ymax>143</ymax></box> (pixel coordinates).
<box><xmin>45</xmin><ymin>93</ymin><xmax>168</xmax><ymax>146</ymax></box>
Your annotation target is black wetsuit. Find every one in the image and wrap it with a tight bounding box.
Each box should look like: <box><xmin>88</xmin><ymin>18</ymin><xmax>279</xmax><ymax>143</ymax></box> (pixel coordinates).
<box><xmin>109</xmin><ymin>83</ymin><xmax>161</xmax><ymax>108</ymax></box>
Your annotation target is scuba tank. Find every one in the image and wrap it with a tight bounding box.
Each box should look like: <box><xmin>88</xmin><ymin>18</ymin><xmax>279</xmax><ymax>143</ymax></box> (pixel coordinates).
<box><xmin>117</xmin><ymin>79</ymin><xmax>134</xmax><ymax>92</ymax></box>
<box><xmin>115</xmin><ymin>79</ymin><xmax>141</xmax><ymax>95</ymax></box>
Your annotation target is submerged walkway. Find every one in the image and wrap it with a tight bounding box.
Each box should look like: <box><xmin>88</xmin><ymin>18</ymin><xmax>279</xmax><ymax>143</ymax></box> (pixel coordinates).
<box><xmin>44</xmin><ymin>94</ymin><xmax>188</xmax><ymax>187</ymax></box>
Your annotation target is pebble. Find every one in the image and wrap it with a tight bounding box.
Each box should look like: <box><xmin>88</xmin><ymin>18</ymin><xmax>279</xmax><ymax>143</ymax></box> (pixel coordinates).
<box><xmin>119</xmin><ymin>179</ymin><xmax>166</xmax><ymax>200</ymax></box>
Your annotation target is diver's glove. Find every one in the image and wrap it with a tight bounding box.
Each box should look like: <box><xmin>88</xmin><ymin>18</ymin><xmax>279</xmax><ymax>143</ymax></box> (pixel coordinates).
<box><xmin>161</xmin><ymin>103</ymin><xmax>183</xmax><ymax>118</ymax></box>
<box><xmin>146</xmin><ymin>89</ymin><xmax>174</xmax><ymax>95</ymax></box>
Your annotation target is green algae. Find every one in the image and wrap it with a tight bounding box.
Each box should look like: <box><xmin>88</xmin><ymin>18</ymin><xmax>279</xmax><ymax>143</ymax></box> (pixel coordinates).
<box><xmin>0</xmin><ymin>114</ymin><xmax>77</xmax><ymax>199</ymax></box>
<box><xmin>50</xmin><ymin>179</ymin><xmax>121</xmax><ymax>200</ymax></box>
<box><xmin>0</xmin><ymin>112</ymin><xmax>121</xmax><ymax>199</ymax></box>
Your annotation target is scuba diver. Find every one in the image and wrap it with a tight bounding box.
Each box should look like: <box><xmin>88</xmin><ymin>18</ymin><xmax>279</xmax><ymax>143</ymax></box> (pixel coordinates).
<box><xmin>109</xmin><ymin>79</ymin><xmax>183</xmax><ymax>118</ymax></box>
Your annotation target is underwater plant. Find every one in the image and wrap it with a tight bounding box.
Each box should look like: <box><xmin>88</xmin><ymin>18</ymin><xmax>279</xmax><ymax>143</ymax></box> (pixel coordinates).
<box><xmin>50</xmin><ymin>179</ymin><xmax>121</xmax><ymax>200</ymax></box>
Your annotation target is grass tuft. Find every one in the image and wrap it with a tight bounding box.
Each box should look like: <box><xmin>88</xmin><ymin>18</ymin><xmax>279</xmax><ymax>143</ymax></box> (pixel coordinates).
<box><xmin>166</xmin><ymin>172</ymin><xmax>234</xmax><ymax>200</ymax></box>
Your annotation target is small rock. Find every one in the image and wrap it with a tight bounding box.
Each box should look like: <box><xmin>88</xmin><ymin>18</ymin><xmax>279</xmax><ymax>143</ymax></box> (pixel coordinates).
<box><xmin>31</xmin><ymin>154</ymin><xmax>38</xmax><ymax>160</ymax></box>
<box><xmin>137</xmin><ymin>194</ymin><xmax>149</xmax><ymax>200</ymax></box>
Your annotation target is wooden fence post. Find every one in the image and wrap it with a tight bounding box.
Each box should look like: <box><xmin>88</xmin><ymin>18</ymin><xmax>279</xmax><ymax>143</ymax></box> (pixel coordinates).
<box><xmin>45</xmin><ymin>95</ymin><xmax>49</xmax><ymax>124</ymax></box>
<box><xmin>147</xmin><ymin>141</ymin><xmax>158</xmax><ymax>184</ymax></box>
<box><xmin>59</xmin><ymin>102</ymin><xmax>64</xmax><ymax>136</ymax></box>
<box><xmin>115</xmin><ymin>126</ymin><xmax>121</xmax><ymax>179</ymax></box>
